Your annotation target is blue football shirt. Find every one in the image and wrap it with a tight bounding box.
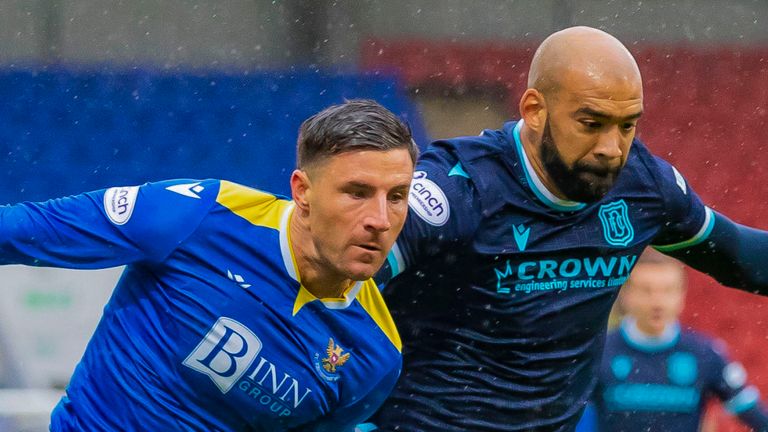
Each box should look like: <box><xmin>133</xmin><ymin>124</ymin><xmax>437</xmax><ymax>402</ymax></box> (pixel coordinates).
<box><xmin>373</xmin><ymin>120</ymin><xmax>713</xmax><ymax>431</ymax></box>
<box><xmin>0</xmin><ymin>179</ymin><xmax>402</xmax><ymax>431</ymax></box>
<box><xmin>593</xmin><ymin>318</ymin><xmax>768</xmax><ymax>431</ymax></box>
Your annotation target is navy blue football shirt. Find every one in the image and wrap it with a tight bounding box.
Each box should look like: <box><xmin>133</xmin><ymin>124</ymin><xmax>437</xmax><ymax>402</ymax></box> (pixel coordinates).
<box><xmin>372</xmin><ymin>120</ymin><xmax>714</xmax><ymax>431</ymax></box>
<box><xmin>593</xmin><ymin>318</ymin><xmax>768</xmax><ymax>431</ymax></box>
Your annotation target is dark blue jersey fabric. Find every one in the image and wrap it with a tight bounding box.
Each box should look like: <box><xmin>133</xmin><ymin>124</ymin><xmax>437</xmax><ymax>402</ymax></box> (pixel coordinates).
<box><xmin>372</xmin><ymin>120</ymin><xmax>713</xmax><ymax>431</ymax></box>
<box><xmin>593</xmin><ymin>319</ymin><xmax>768</xmax><ymax>432</ymax></box>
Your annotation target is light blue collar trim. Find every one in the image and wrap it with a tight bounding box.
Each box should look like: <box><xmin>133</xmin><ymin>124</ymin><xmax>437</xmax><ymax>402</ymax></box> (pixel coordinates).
<box><xmin>512</xmin><ymin>120</ymin><xmax>586</xmax><ymax>212</ymax></box>
<box><xmin>620</xmin><ymin>317</ymin><xmax>680</xmax><ymax>353</ymax></box>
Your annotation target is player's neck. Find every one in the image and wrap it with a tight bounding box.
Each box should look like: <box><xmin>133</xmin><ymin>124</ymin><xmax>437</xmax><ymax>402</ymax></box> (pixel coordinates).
<box><xmin>627</xmin><ymin>316</ymin><xmax>679</xmax><ymax>339</ymax></box>
<box><xmin>519</xmin><ymin>123</ymin><xmax>570</xmax><ymax>201</ymax></box>
<box><xmin>288</xmin><ymin>211</ymin><xmax>352</xmax><ymax>299</ymax></box>
<box><xmin>635</xmin><ymin>321</ymin><xmax>666</xmax><ymax>337</ymax></box>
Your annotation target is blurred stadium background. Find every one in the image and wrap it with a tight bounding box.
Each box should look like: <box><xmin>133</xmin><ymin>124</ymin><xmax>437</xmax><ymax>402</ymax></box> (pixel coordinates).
<box><xmin>0</xmin><ymin>1</ymin><xmax>766</xmax><ymax>430</ymax></box>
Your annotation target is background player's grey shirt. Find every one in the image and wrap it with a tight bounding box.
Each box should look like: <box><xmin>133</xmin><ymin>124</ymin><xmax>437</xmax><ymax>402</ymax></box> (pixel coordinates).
<box><xmin>373</xmin><ymin>120</ymin><xmax>712</xmax><ymax>432</ymax></box>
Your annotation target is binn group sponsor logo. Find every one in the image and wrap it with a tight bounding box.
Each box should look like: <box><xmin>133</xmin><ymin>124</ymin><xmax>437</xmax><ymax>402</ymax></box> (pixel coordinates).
<box><xmin>104</xmin><ymin>186</ymin><xmax>139</xmax><ymax>225</ymax></box>
<box><xmin>409</xmin><ymin>171</ymin><xmax>450</xmax><ymax>226</ymax></box>
<box><xmin>183</xmin><ymin>317</ymin><xmax>313</xmax><ymax>418</ymax></box>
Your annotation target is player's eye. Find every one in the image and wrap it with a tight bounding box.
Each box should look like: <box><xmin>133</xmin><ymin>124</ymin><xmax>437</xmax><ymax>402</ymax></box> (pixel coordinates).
<box><xmin>388</xmin><ymin>192</ymin><xmax>405</xmax><ymax>204</ymax></box>
<box><xmin>581</xmin><ymin>120</ymin><xmax>602</xmax><ymax>130</ymax></box>
<box><xmin>621</xmin><ymin>122</ymin><xmax>637</xmax><ymax>132</ymax></box>
<box><xmin>343</xmin><ymin>186</ymin><xmax>369</xmax><ymax>199</ymax></box>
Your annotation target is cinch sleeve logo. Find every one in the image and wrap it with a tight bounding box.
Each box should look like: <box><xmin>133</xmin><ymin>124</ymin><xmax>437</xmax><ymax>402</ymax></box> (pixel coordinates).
<box><xmin>103</xmin><ymin>186</ymin><xmax>139</xmax><ymax>225</ymax></box>
<box><xmin>671</xmin><ymin>165</ymin><xmax>687</xmax><ymax>194</ymax></box>
<box><xmin>409</xmin><ymin>171</ymin><xmax>450</xmax><ymax>226</ymax></box>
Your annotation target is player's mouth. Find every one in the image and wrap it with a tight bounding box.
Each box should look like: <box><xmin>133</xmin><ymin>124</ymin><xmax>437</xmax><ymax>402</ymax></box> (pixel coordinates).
<box><xmin>356</xmin><ymin>243</ymin><xmax>382</xmax><ymax>252</ymax></box>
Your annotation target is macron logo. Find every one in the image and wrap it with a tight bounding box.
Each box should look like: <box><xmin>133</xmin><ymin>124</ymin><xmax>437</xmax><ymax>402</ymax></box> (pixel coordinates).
<box><xmin>512</xmin><ymin>224</ymin><xmax>530</xmax><ymax>252</ymax></box>
<box><xmin>227</xmin><ymin>270</ymin><xmax>252</xmax><ymax>289</ymax></box>
<box><xmin>166</xmin><ymin>182</ymin><xmax>205</xmax><ymax>199</ymax></box>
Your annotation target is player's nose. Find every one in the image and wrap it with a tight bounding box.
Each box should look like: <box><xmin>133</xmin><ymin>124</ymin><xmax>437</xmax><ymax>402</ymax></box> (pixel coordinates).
<box><xmin>594</xmin><ymin>127</ymin><xmax>624</xmax><ymax>161</ymax></box>
<box><xmin>363</xmin><ymin>195</ymin><xmax>392</xmax><ymax>232</ymax></box>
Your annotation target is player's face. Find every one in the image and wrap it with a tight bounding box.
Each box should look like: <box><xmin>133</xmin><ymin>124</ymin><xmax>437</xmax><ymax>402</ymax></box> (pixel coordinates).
<box><xmin>542</xmin><ymin>74</ymin><xmax>643</xmax><ymax>202</ymax></box>
<box><xmin>622</xmin><ymin>263</ymin><xmax>685</xmax><ymax>336</ymax></box>
<box><xmin>305</xmin><ymin>149</ymin><xmax>413</xmax><ymax>281</ymax></box>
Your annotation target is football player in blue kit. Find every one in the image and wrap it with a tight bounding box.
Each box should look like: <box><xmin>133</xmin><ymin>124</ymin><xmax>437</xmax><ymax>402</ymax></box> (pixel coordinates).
<box><xmin>0</xmin><ymin>99</ymin><xmax>418</xmax><ymax>431</ymax></box>
<box><xmin>591</xmin><ymin>250</ymin><xmax>768</xmax><ymax>431</ymax></box>
<box><xmin>369</xmin><ymin>26</ymin><xmax>768</xmax><ymax>431</ymax></box>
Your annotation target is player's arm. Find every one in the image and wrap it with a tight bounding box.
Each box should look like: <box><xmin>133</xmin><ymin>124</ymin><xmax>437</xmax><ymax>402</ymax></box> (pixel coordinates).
<box><xmin>706</xmin><ymin>342</ymin><xmax>768</xmax><ymax>431</ymax></box>
<box><xmin>649</xmin><ymin>157</ymin><xmax>768</xmax><ymax>295</ymax></box>
<box><xmin>663</xmin><ymin>213</ymin><xmax>768</xmax><ymax>294</ymax></box>
<box><xmin>0</xmin><ymin>179</ymin><xmax>216</xmax><ymax>269</ymax></box>
<box><xmin>299</xmin><ymin>362</ymin><xmax>401</xmax><ymax>432</ymax></box>
<box><xmin>375</xmin><ymin>148</ymin><xmax>480</xmax><ymax>287</ymax></box>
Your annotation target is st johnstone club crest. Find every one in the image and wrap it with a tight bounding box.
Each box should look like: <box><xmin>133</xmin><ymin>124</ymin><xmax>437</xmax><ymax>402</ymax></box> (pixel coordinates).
<box><xmin>598</xmin><ymin>200</ymin><xmax>634</xmax><ymax>247</ymax></box>
<box><xmin>314</xmin><ymin>338</ymin><xmax>350</xmax><ymax>382</ymax></box>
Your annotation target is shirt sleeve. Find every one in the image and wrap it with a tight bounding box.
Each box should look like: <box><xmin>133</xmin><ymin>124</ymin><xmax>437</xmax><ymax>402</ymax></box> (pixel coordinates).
<box><xmin>647</xmin><ymin>156</ymin><xmax>768</xmax><ymax>293</ymax></box>
<box><xmin>0</xmin><ymin>179</ymin><xmax>218</xmax><ymax>269</ymax></box>
<box><xmin>376</xmin><ymin>147</ymin><xmax>480</xmax><ymax>286</ymax></box>
<box><xmin>300</xmin><ymin>362</ymin><xmax>401</xmax><ymax>432</ymax></box>
<box><xmin>707</xmin><ymin>340</ymin><xmax>768</xmax><ymax>429</ymax></box>
<box><xmin>648</xmin><ymin>156</ymin><xmax>714</xmax><ymax>252</ymax></box>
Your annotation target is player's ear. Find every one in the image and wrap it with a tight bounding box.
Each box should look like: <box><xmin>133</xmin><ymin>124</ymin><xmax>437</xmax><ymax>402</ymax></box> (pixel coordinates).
<box><xmin>290</xmin><ymin>169</ymin><xmax>312</xmax><ymax>213</ymax></box>
<box><xmin>519</xmin><ymin>88</ymin><xmax>547</xmax><ymax>133</ymax></box>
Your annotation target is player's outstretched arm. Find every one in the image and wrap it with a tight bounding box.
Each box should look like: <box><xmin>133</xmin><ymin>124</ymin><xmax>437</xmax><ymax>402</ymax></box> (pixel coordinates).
<box><xmin>706</xmin><ymin>341</ymin><xmax>768</xmax><ymax>431</ymax></box>
<box><xmin>648</xmin><ymin>156</ymin><xmax>768</xmax><ymax>296</ymax></box>
<box><xmin>664</xmin><ymin>211</ymin><xmax>768</xmax><ymax>295</ymax></box>
<box><xmin>0</xmin><ymin>179</ymin><xmax>215</xmax><ymax>269</ymax></box>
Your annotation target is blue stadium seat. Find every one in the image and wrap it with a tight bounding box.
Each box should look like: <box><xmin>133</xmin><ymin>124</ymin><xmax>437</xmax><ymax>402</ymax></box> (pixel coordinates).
<box><xmin>0</xmin><ymin>68</ymin><xmax>428</xmax><ymax>203</ymax></box>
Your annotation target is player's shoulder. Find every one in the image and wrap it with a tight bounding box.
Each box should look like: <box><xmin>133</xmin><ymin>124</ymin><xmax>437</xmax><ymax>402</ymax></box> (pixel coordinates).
<box><xmin>136</xmin><ymin>178</ymin><xmax>222</xmax><ymax>201</ymax></box>
<box><xmin>678</xmin><ymin>329</ymin><xmax>728</xmax><ymax>357</ymax></box>
<box><xmin>215</xmin><ymin>179</ymin><xmax>288</xmax><ymax>208</ymax></box>
<box><xmin>213</xmin><ymin>180</ymin><xmax>292</xmax><ymax>231</ymax></box>
<box><xmin>408</xmin><ymin>131</ymin><xmax>498</xmax><ymax>230</ymax></box>
<box><xmin>418</xmin><ymin>120</ymin><xmax>514</xmax><ymax>173</ymax></box>
<box><xmin>102</xmin><ymin>178</ymin><xmax>220</xmax><ymax>226</ymax></box>
<box><xmin>429</xmin><ymin>121</ymin><xmax>513</xmax><ymax>161</ymax></box>
<box><xmin>355</xmin><ymin>279</ymin><xmax>402</xmax><ymax>354</ymax></box>
<box><xmin>627</xmin><ymin>138</ymin><xmax>688</xmax><ymax>190</ymax></box>
<box><xmin>413</xmin><ymin>121</ymin><xmax>519</xmax><ymax>207</ymax></box>
<box><xmin>603</xmin><ymin>328</ymin><xmax>626</xmax><ymax>351</ymax></box>
<box><xmin>622</xmin><ymin>138</ymin><xmax>663</xmax><ymax>180</ymax></box>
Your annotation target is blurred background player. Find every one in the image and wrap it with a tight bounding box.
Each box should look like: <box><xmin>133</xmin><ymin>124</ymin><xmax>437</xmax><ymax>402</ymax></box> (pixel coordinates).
<box><xmin>0</xmin><ymin>100</ymin><xmax>416</xmax><ymax>431</ymax></box>
<box><xmin>589</xmin><ymin>249</ymin><xmax>768</xmax><ymax>431</ymax></box>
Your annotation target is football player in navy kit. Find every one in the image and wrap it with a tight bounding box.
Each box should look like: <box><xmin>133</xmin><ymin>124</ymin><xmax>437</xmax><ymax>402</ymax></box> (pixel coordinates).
<box><xmin>369</xmin><ymin>26</ymin><xmax>768</xmax><ymax>431</ymax></box>
<box><xmin>592</xmin><ymin>250</ymin><xmax>768</xmax><ymax>431</ymax></box>
<box><xmin>1</xmin><ymin>99</ymin><xmax>418</xmax><ymax>431</ymax></box>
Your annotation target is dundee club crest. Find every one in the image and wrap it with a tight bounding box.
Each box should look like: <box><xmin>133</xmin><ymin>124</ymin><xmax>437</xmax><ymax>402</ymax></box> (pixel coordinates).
<box><xmin>598</xmin><ymin>200</ymin><xmax>634</xmax><ymax>247</ymax></box>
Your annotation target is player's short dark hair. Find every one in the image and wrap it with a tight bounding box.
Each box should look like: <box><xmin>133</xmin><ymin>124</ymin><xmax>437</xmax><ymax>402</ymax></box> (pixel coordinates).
<box><xmin>296</xmin><ymin>99</ymin><xmax>418</xmax><ymax>170</ymax></box>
